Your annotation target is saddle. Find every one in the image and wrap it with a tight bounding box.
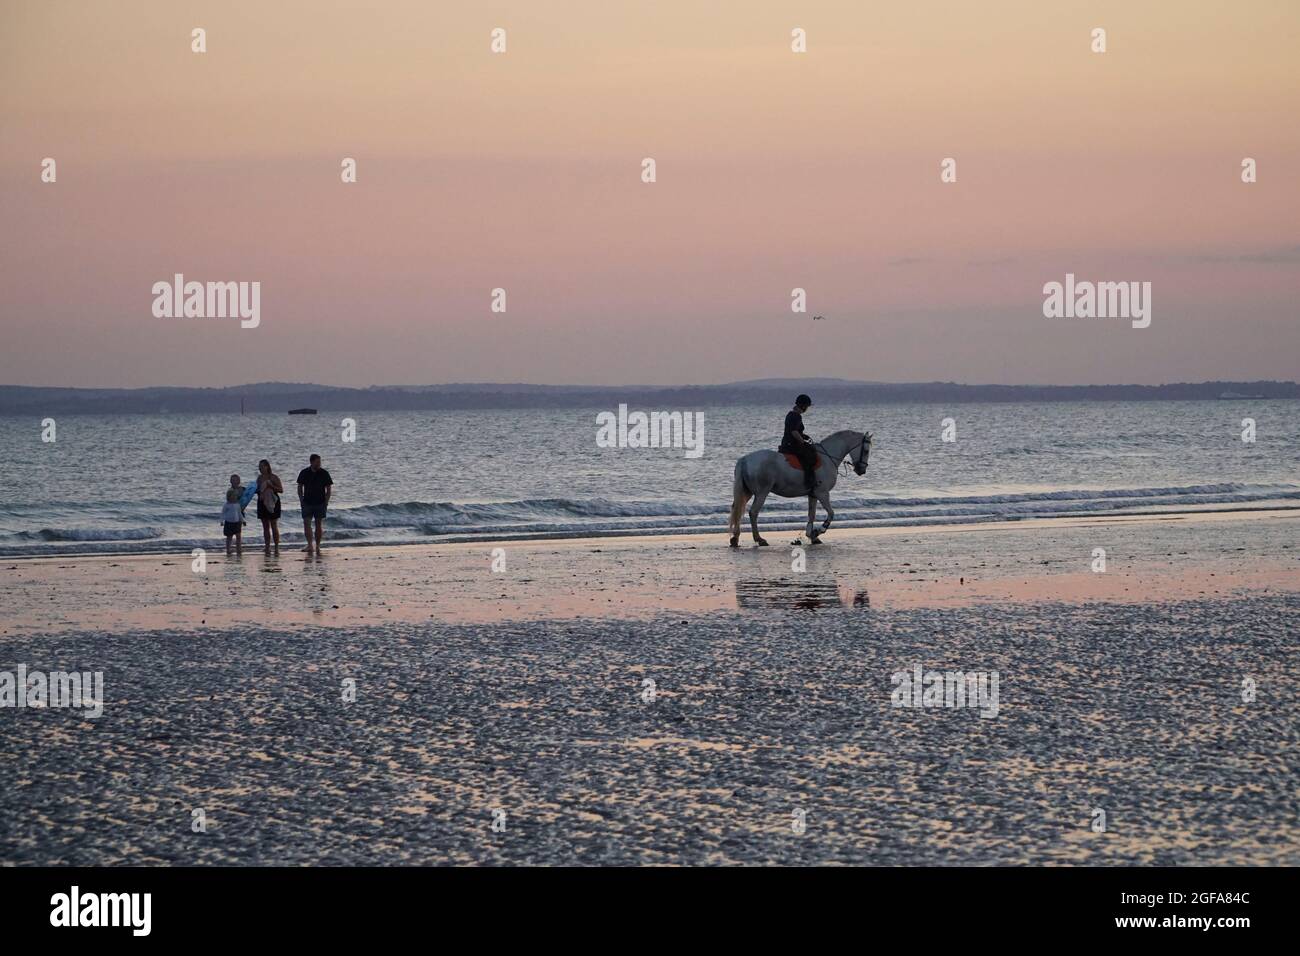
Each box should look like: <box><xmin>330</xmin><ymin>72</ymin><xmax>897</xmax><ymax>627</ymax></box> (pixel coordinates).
<box><xmin>782</xmin><ymin>452</ymin><xmax>822</xmax><ymax>471</ymax></box>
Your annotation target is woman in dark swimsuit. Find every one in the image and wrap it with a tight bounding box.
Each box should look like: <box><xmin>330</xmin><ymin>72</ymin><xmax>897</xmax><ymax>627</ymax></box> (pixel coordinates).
<box><xmin>255</xmin><ymin>458</ymin><xmax>285</xmax><ymax>550</ymax></box>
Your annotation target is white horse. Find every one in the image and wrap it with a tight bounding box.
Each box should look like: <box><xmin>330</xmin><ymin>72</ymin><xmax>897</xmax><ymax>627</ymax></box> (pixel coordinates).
<box><xmin>728</xmin><ymin>429</ymin><xmax>872</xmax><ymax>547</ymax></box>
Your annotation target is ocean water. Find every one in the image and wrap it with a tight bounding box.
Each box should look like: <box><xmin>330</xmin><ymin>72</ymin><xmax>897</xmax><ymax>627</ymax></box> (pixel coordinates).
<box><xmin>0</xmin><ymin>401</ymin><xmax>1296</xmax><ymax>556</ymax></box>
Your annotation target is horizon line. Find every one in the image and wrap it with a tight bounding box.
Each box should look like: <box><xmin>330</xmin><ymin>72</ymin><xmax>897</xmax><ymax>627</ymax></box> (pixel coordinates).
<box><xmin>4</xmin><ymin>377</ymin><xmax>1298</xmax><ymax>393</ymax></box>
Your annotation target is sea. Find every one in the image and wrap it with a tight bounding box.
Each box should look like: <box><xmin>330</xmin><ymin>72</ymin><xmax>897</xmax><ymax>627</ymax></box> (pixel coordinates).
<box><xmin>0</xmin><ymin>401</ymin><xmax>1296</xmax><ymax>557</ymax></box>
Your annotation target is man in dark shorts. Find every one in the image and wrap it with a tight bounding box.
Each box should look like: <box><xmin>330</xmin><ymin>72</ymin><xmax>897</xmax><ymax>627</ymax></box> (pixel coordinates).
<box><xmin>779</xmin><ymin>394</ymin><xmax>817</xmax><ymax>492</ymax></box>
<box><xmin>297</xmin><ymin>453</ymin><xmax>333</xmax><ymax>553</ymax></box>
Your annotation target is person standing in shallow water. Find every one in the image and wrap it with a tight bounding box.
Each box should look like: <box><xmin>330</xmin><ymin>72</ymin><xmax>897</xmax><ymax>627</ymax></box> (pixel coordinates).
<box><xmin>255</xmin><ymin>459</ymin><xmax>285</xmax><ymax>550</ymax></box>
<box><xmin>221</xmin><ymin>488</ymin><xmax>243</xmax><ymax>553</ymax></box>
<box><xmin>297</xmin><ymin>453</ymin><xmax>333</xmax><ymax>553</ymax></box>
<box><xmin>229</xmin><ymin>473</ymin><xmax>252</xmax><ymax>527</ymax></box>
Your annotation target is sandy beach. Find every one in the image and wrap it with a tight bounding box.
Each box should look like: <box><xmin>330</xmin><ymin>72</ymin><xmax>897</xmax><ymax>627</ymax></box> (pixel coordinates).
<box><xmin>2</xmin><ymin>510</ymin><xmax>1297</xmax><ymax>865</ymax></box>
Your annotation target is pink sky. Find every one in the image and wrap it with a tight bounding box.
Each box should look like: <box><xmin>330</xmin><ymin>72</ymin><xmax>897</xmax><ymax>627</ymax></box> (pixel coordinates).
<box><xmin>1</xmin><ymin>0</ymin><xmax>1297</xmax><ymax>387</ymax></box>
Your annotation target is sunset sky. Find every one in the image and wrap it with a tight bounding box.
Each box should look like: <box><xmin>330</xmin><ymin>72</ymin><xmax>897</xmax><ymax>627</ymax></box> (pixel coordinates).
<box><xmin>1</xmin><ymin>0</ymin><xmax>1297</xmax><ymax>387</ymax></box>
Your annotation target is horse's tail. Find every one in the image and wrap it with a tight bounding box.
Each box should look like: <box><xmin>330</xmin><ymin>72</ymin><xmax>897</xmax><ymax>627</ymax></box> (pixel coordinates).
<box><xmin>728</xmin><ymin>460</ymin><xmax>751</xmax><ymax>536</ymax></box>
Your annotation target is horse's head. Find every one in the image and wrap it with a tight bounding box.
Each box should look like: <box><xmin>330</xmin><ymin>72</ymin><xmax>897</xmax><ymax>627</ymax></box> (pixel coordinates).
<box><xmin>853</xmin><ymin>431</ymin><xmax>872</xmax><ymax>475</ymax></box>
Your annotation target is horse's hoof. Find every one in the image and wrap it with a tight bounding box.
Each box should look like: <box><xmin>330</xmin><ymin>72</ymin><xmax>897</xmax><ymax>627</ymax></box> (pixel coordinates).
<box><xmin>729</xmin><ymin>537</ymin><xmax>739</xmax><ymax>548</ymax></box>
<box><xmin>810</xmin><ymin>538</ymin><xmax>823</xmax><ymax>545</ymax></box>
<box><xmin>756</xmin><ymin>538</ymin><xmax>769</xmax><ymax>547</ymax></box>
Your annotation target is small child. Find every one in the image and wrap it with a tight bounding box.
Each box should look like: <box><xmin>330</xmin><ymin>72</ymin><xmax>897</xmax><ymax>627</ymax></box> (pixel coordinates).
<box><xmin>222</xmin><ymin>487</ymin><xmax>243</xmax><ymax>551</ymax></box>
<box><xmin>230</xmin><ymin>474</ymin><xmax>250</xmax><ymax>526</ymax></box>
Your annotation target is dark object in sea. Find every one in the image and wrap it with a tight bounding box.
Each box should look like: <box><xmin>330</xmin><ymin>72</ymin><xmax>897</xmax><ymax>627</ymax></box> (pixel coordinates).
<box><xmin>288</xmin><ymin>408</ymin><xmax>318</xmax><ymax>415</ymax></box>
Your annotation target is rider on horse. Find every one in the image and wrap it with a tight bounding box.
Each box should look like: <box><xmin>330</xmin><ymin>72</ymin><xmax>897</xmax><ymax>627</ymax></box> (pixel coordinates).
<box><xmin>780</xmin><ymin>393</ymin><xmax>817</xmax><ymax>492</ymax></box>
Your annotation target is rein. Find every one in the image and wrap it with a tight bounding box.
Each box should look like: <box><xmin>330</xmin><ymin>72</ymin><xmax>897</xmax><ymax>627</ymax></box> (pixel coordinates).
<box><xmin>814</xmin><ymin>431</ymin><xmax>871</xmax><ymax>477</ymax></box>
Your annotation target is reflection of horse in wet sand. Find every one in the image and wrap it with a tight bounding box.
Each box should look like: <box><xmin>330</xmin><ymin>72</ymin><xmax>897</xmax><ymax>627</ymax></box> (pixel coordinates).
<box><xmin>733</xmin><ymin>577</ymin><xmax>869</xmax><ymax>611</ymax></box>
<box><xmin>728</xmin><ymin>429</ymin><xmax>872</xmax><ymax>548</ymax></box>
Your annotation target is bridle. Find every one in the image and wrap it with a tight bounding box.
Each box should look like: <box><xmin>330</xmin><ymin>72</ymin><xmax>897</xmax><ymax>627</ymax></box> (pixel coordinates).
<box><xmin>816</xmin><ymin>431</ymin><xmax>873</xmax><ymax>477</ymax></box>
<box><xmin>852</xmin><ymin>431</ymin><xmax>872</xmax><ymax>474</ymax></box>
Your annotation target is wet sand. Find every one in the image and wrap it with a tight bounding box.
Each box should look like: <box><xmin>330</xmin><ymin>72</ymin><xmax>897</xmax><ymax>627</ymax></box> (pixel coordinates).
<box><xmin>2</xmin><ymin>509</ymin><xmax>1297</xmax><ymax>633</ymax></box>
<box><xmin>1</xmin><ymin>511</ymin><xmax>1297</xmax><ymax>865</ymax></box>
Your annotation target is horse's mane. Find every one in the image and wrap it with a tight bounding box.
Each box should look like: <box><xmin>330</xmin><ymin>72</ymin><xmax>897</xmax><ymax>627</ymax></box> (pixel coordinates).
<box><xmin>817</xmin><ymin>429</ymin><xmax>866</xmax><ymax>460</ymax></box>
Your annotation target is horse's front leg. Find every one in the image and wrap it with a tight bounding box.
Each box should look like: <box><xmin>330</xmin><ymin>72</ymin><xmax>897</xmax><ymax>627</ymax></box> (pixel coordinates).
<box><xmin>805</xmin><ymin>495</ymin><xmax>818</xmax><ymax>541</ymax></box>
<box><xmin>749</xmin><ymin>490</ymin><xmax>770</xmax><ymax>546</ymax></box>
<box><xmin>819</xmin><ymin>493</ymin><xmax>834</xmax><ymax>533</ymax></box>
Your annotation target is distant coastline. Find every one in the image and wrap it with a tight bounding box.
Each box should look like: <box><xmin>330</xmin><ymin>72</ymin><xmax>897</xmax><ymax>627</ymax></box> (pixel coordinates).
<box><xmin>1</xmin><ymin>378</ymin><xmax>1297</xmax><ymax>415</ymax></box>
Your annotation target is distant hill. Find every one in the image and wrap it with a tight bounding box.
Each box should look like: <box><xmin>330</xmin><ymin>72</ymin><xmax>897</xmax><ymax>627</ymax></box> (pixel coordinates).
<box><xmin>0</xmin><ymin>380</ymin><xmax>1296</xmax><ymax>415</ymax></box>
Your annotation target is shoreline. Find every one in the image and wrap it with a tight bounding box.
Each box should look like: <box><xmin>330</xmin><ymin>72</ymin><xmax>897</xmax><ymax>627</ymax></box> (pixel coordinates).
<box><xmin>5</xmin><ymin>503</ymin><xmax>1298</xmax><ymax>564</ymax></box>
<box><xmin>3</xmin><ymin>507</ymin><xmax>1296</xmax><ymax>634</ymax></box>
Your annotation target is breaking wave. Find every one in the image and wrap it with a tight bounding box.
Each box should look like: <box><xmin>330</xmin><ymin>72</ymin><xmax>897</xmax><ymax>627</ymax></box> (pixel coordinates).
<box><xmin>5</xmin><ymin>482</ymin><xmax>1294</xmax><ymax>557</ymax></box>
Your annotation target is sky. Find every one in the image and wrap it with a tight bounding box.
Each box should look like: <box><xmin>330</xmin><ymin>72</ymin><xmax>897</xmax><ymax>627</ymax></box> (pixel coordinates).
<box><xmin>1</xmin><ymin>0</ymin><xmax>1297</xmax><ymax>388</ymax></box>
